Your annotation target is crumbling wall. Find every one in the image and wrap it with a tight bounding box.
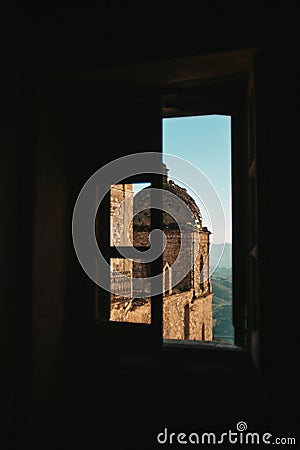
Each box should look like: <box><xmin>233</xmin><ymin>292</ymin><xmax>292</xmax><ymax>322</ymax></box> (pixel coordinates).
<box><xmin>110</xmin><ymin>291</ymin><xmax>213</xmax><ymax>341</ymax></box>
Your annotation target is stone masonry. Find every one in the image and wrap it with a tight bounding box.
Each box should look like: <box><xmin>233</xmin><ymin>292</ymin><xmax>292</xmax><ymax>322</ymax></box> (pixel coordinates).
<box><xmin>109</xmin><ymin>167</ymin><xmax>213</xmax><ymax>341</ymax></box>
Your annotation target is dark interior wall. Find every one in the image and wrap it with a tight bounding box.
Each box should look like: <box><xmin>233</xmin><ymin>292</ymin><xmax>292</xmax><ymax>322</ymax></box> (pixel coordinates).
<box><xmin>23</xmin><ymin>84</ymin><xmax>164</xmax><ymax>443</ymax></box>
<box><xmin>0</xmin><ymin>66</ymin><xmax>20</xmax><ymax>443</ymax></box>
<box><xmin>1</xmin><ymin>5</ymin><xmax>299</xmax><ymax>449</ymax></box>
<box><xmin>3</xmin><ymin>5</ymin><xmax>263</xmax><ymax>72</ymax></box>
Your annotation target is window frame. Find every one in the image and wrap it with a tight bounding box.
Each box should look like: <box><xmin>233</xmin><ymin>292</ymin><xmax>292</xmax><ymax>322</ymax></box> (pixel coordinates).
<box><xmin>161</xmin><ymin>81</ymin><xmax>248</xmax><ymax>349</ymax></box>
<box><xmin>65</xmin><ymin>48</ymin><xmax>260</xmax><ymax>372</ymax></box>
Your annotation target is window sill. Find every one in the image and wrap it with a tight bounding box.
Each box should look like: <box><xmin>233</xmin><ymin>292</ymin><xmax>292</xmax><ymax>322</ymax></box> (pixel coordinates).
<box><xmin>89</xmin><ymin>339</ymin><xmax>259</xmax><ymax>390</ymax></box>
<box><xmin>161</xmin><ymin>339</ymin><xmax>257</xmax><ymax>382</ymax></box>
<box><xmin>163</xmin><ymin>338</ymin><xmax>240</xmax><ymax>351</ymax></box>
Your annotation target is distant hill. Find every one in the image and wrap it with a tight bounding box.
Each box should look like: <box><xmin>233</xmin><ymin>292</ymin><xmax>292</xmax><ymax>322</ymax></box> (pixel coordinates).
<box><xmin>211</xmin><ymin>265</ymin><xmax>234</xmax><ymax>344</ymax></box>
<box><xmin>211</xmin><ymin>266</ymin><xmax>231</xmax><ymax>278</ymax></box>
<box><xmin>209</xmin><ymin>243</ymin><xmax>232</xmax><ymax>269</ymax></box>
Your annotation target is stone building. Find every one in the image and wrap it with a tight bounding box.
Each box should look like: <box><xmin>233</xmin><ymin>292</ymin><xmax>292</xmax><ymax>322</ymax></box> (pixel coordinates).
<box><xmin>110</xmin><ymin>167</ymin><xmax>213</xmax><ymax>341</ymax></box>
<box><xmin>110</xmin><ymin>183</ymin><xmax>134</xmax><ymax>298</ymax></box>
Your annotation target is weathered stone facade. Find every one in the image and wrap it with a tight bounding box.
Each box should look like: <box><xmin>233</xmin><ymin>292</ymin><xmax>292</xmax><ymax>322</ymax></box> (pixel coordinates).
<box><xmin>110</xmin><ymin>169</ymin><xmax>213</xmax><ymax>341</ymax></box>
<box><xmin>110</xmin><ymin>291</ymin><xmax>213</xmax><ymax>341</ymax></box>
<box><xmin>110</xmin><ymin>184</ymin><xmax>133</xmax><ymax>297</ymax></box>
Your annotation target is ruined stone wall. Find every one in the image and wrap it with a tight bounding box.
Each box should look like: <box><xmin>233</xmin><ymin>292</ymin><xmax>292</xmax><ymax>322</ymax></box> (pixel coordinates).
<box><xmin>109</xmin><ymin>183</ymin><xmax>213</xmax><ymax>341</ymax></box>
<box><xmin>133</xmin><ymin>228</ymin><xmax>212</xmax><ymax>296</ymax></box>
<box><xmin>163</xmin><ymin>291</ymin><xmax>213</xmax><ymax>341</ymax></box>
<box><xmin>110</xmin><ymin>298</ymin><xmax>151</xmax><ymax>324</ymax></box>
<box><xmin>194</xmin><ymin>230</ymin><xmax>211</xmax><ymax>296</ymax></box>
<box><xmin>110</xmin><ymin>184</ymin><xmax>133</xmax><ymax>297</ymax></box>
<box><xmin>110</xmin><ymin>291</ymin><xmax>213</xmax><ymax>341</ymax></box>
<box><xmin>133</xmin><ymin>229</ymin><xmax>193</xmax><ymax>293</ymax></box>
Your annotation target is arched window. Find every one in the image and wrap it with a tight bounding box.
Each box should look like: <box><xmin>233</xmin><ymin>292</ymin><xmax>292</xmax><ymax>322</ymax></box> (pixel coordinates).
<box><xmin>184</xmin><ymin>304</ymin><xmax>190</xmax><ymax>340</ymax></box>
<box><xmin>163</xmin><ymin>262</ymin><xmax>172</xmax><ymax>296</ymax></box>
<box><xmin>200</xmin><ymin>254</ymin><xmax>204</xmax><ymax>292</ymax></box>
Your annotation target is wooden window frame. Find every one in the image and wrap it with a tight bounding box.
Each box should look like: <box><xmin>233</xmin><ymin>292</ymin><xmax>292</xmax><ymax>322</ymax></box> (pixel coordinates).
<box><xmin>58</xmin><ymin>48</ymin><xmax>261</xmax><ymax>373</ymax></box>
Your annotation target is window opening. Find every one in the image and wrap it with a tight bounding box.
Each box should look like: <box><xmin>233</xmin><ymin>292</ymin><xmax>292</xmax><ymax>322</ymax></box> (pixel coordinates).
<box><xmin>162</xmin><ymin>115</ymin><xmax>234</xmax><ymax>345</ymax></box>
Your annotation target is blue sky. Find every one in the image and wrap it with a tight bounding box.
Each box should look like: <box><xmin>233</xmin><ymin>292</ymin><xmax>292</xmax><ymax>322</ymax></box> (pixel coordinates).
<box><xmin>162</xmin><ymin>115</ymin><xmax>232</xmax><ymax>244</ymax></box>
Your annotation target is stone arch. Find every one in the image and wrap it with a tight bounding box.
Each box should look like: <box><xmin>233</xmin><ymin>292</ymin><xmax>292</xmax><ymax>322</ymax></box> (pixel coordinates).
<box><xmin>200</xmin><ymin>254</ymin><xmax>204</xmax><ymax>292</ymax></box>
<box><xmin>163</xmin><ymin>262</ymin><xmax>172</xmax><ymax>296</ymax></box>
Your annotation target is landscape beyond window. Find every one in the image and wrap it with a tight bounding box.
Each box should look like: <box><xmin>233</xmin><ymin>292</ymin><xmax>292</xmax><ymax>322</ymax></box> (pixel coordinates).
<box><xmin>163</xmin><ymin>115</ymin><xmax>233</xmax><ymax>344</ymax></box>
